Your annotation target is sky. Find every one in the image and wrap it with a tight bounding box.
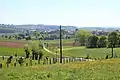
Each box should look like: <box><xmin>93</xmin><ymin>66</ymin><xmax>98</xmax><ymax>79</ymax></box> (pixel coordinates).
<box><xmin>0</xmin><ymin>0</ymin><xmax>120</xmax><ymax>27</ymax></box>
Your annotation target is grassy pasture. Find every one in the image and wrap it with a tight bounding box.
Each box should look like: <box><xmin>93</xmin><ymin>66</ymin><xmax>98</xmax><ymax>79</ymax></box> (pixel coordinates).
<box><xmin>1</xmin><ymin>59</ymin><xmax>120</xmax><ymax>80</ymax></box>
<box><xmin>42</xmin><ymin>38</ymin><xmax>74</xmax><ymax>44</ymax></box>
<box><xmin>0</xmin><ymin>40</ymin><xmax>56</xmax><ymax>57</ymax></box>
<box><xmin>62</xmin><ymin>46</ymin><xmax>120</xmax><ymax>58</ymax></box>
<box><xmin>1</xmin><ymin>39</ymin><xmax>120</xmax><ymax>58</ymax></box>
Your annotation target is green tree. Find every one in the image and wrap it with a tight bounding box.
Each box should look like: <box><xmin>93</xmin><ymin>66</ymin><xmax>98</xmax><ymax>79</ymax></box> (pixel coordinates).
<box><xmin>14</xmin><ymin>35</ymin><xmax>18</xmax><ymax>40</ymax></box>
<box><xmin>5</xmin><ymin>35</ymin><xmax>8</xmax><ymax>39</ymax></box>
<box><xmin>8</xmin><ymin>36</ymin><xmax>12</xmax><ymax>39</ymax></box>
<box><xmin>18</xmin><ymin>33</ymin><xmax>25</xmax><ymax>39</ymax></box>
<box><xmin>38</xmin><ymin>50</ymin><xmax>43</xmax><ymax>60</ymax></box>
<box><xmin>86</xmin><ymin>35</ymin><xmax>98</xmax><ymax>48</ymax></box>
<box><xmin>75</xmin><ymin>30</ymin><xmax>92</xmax><ymax>46</ymax></box>
<box><xmin>108</xmin><ymin>31</ymin><xmax>119</xmax><ymax>57</ymax></box>
<box><xmin>25</xmin><ymin>36</ymin><xmax>31</xmax><ymax>40</ymax></box>
<box><xmin>24</xmin><ymin>44</ymin><xmax>30</xmax><ymax>58</ymax></box>
<box><xmin>18</xmin><ymin>57</ymin><xmax>24</xmax><ymax>66</ymax></box>
<box><xmin>31</xmin><ymin>41</ymin><xmax>39</xmax><ymax>60</ymax></box>
<box><xmin>116</xmin><ymin>30</ymin><xmax>120</xmax><ymax>47</ymax></box>
<box><xmin>34</xmin><ymin>31</ymin><xmax>40</xmax><ymax>40</ymax></box>
<box><xmin>2</xmin><ymin>35</ymin><xmax>4</xmax><ymax>38</ymax></box>
<box><xmin>98</xmin><ymin>36</ymin><xmax>107</xmax><ymax>48</ymax></box>
<box><xmin>31</xmin><ymin>45</ymin><xmax>38</xmax><ymax>60</ymax></box>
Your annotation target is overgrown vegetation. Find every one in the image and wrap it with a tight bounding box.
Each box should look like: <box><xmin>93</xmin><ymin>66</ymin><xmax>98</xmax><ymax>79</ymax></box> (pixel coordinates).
<box><xmin>1</xmin><ymin>59</ymin><xmax>120</xmax><ymax>80</ymax></box>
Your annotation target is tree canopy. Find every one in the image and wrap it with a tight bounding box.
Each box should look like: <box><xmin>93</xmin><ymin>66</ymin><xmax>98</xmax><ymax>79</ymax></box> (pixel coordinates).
<box><xmin>75</xmin><ymin>30</ymin><xmax>92</xmax><ymax>46</ymax></box>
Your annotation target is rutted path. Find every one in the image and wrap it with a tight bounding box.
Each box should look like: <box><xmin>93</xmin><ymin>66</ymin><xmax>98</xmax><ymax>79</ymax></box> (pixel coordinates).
<box><xmin>58</xmin><ymin>47</ymin><xmax>85</xmax><ymax>51</ymax></box>
<box><xmin>43</xmin><ymin>43</ymin><xmax>59</xmax><ymax>55</ymax></box>
<box><xmin>42</xmin><ymin>44</ymin><xmax>94</xmax><ymax>61</ymax></box>
<box><xmin>0</xmin><ymin>43</ymin><xmax>94</xmax><ymax>62</ymax></box>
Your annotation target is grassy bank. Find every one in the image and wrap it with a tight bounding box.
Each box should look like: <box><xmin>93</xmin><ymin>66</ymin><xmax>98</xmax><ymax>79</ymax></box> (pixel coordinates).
<box><xmin>1</xmin><ymin>59</ymin><xmax>120</xmax><ymax>80</ymax></box>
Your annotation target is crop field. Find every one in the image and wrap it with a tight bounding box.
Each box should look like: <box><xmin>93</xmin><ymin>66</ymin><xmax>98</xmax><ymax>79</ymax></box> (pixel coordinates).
<box><xmin>0</xmin><ymin>58</ymin><xmax>120</xmax><ymax>80</ymax></box>
<box><xmin>43</xmin><ymin>38</ymin><xmax>81</xmax><ymax>47</ymax></box>
<box><xmin>46</xmin><ymin>42</ymin><xmax>120</xmax><ymax>58</ymax></box>
<box><xmin>0</xmin><ymin>39</ymin><xmax>120</xmax><ymax>58</ymax></box>
<box><xmin>0</xmin><ymin>40</ymin><xmax>56</xmax><ymax>57</ymax></box>
<box><xmin>42</xmin><ymin>39</ymin><xmax>74</xmax><ymax>44</ymax></box>
<box><xmin>0</xmin><ymin>40</ymin><xmax>26</xmax><ymax>56</ymax></box>
<box><xmin>0</xmin><ymin>39</ymin><xmax>120</xmax><ymax>80</ymax></box>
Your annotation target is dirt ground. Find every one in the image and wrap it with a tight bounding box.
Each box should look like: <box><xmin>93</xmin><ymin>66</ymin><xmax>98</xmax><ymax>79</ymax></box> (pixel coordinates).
<box><xmin>0</xmin><ymin>41</ymin><xmax>25</xmax><ymax>48</ymax></box>
<box><xmin>49</xmin><ymin>42</ymin><xmax>81</xmax><ymax>47</ymax></box>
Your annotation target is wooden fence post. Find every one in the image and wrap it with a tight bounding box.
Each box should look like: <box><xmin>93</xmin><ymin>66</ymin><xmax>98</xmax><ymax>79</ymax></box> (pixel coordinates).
<box><xmin>74</xmin><ymin>58</ymin><xmax>76</xmax><ymax>62</ymax></box>
<box><xmin>52</xmin><ymin>58</ymin><xmax>54</xmax><ymax>64</ymax></box>
<box><xmin>26</xmin><ymin>63</ymin><xmax>28</xmax><ymax>66</ymax></box>
<box><xmin>55</xmin><ymin>58</ymin><xmax>57</xmax><ymax>63</ymax></box>
<box><xmin>49</xmin><ymin>58</ymin><xmax>51</xmax><ymax>64</ymax></box>
<box><xmin>35</xmin><ymin>63</ymin><xmax>37</xmax><ymax>65</ymax></box>
<box><xmin>6</xmin><ymin>63</ymin><xmax>9</xmax><ymax>68</ymax></box>
<box><xmin>63</xmin><ymin>58</ymin><xmax>65</xmax><ymax>64</ymax></box>
<box><xmin>14</xmin><ymin>63</ymin><xmax>17</xmax><ymax>67</ymax></box>
<box><xmin>0</xmin><ymin>63</ymin><xmax>2</xmax><ymax>68</ymax></box>
<box><xmin>66</xmin><ymin>58</ymin><xmax>68</xmax><ymax>63</ymax></box>
<box><xmin>72</xmin><ymin>58</ymin><xmax>74</xmax><ymax>62</ymax></box>
<box><xmin>2</xmin><ymin>56</ymin><xmax>4</xmax><ymax>60</ymax></box>
<box><xmin>46</xmin><ymin>58</ymin><xmax>48</xmax><ymax>64</ymax></box>
<box><xmin>20</xmin><ymin>64</ymin><xmax>22</xmax><ymax>67</ymax></box>
<box><xmin>30</xmin><ymin>59</ymin><xmax>32</xmax><ymax>66</ymax></box>
<box><xmin>43</xmin><ymin>58</ymin><xmax>46</xmax><ymax>65</ymax></box>
<box><xmin>69</xmin><ymin>58</ymin><xmax>71</xmax><ymax>63</ymax></box>
<box><xmin>16</xmin><ymin>58</ymin><xmax>18</xmax><ymax>62</ymax></box>
<box><xmin>38</xmin><ymin>60</ymin><xmax>40</xmax><ymax>64</ymax></box>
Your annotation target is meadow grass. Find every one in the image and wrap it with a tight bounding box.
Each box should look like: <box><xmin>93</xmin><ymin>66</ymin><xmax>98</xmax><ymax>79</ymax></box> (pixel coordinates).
<box><xmin>1</xmin><ymin>58</ymin><xmax>120</xmax><ymax>80</ymax></box>
<box><xmin>0</xmin><ymin>39</ymin><xmax>28</xmax><ymax>43</ymax></box>
<box><xmin>42</xmin><ymin>38</ymin><xmax>74</xmax><ymax>44</ymax></box>
<box><xmin>62</xmin><ymin>46</ymin><xmax>120</xmax><ymax>58</ymax></box>
<box><xmin>0</xmin><ymin>40</ymin><xmax>56</xmax><ymax>57</ymax></box>
<box><xmin>1</xmin><ymin>39</ymin><xmax>120</xmax><ymax>58</ymax></box>
<box><xmin>0</xmin><ymin>47</ymin><xmax>24</xmax><ymax>56</ymax></box>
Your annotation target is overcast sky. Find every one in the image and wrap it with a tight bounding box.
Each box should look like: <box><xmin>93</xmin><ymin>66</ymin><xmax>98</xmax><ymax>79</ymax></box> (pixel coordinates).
<box><xmin>0</xmin><ymin>0</ymin><xmax>120</xmax><ymax>27</ymax></box>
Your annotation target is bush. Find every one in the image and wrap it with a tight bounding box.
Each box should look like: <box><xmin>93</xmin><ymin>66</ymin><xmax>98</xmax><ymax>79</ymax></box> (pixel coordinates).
<box><xmin>85</xmin><ymin>54</ymin><xmax>90</xmax><ymax>59</ymax></box>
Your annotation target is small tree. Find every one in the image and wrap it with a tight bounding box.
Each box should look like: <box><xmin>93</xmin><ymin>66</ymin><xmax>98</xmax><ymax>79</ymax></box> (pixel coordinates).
<box><xmin>24</xmin><ymin>44</ymin><xmax>30</xmax><ymax>58</ymax></box>
<box><xmin>86</xmin><ymin>35</ymin><xmax>98</xmax><ymax>48</ymax></box>
<box><xmin>38</xmin><ymin>50</ymin><xmax>43</xmax><ymax>60</ymax></box>
<box><xmin>108</xmin><ymin>32</ymin><xmax>119</xmax><ymax>57</ymax></box>
<box><xmin>34</xmin><ymin>52</ymin><xmax>38</xmax><ymax>60</ymax></box>
<box><xmin>75</xmin><ymin>30</ymin><xmax>92</xmax><ymax>46</ymax></box>
<box><xmin>98</xmin><ymin>36</ymin><xmax>107</xmax><ymax>48</ymax></box>
<box><xmin>6</xmin><ymin>56</ymin><xmax>13</xmax><ymax>64</ymax></box>
<box><xmin>5</xmin><ymin>35</ymin><xmax>8</xmax><ymax>39</ymax></box>
<box><xmin>18</xmin><ymin>57</ymin><xmax>24</xmax><ymax>66</ymax></box>
<box><xmin>8</xmin><ymin>36</ymin><xmax>12</xmax><ymax>39</ymax></box>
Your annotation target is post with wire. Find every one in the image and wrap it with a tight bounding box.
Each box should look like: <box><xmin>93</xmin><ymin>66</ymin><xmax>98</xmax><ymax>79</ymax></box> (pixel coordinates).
<box><xmin>60</xmin><ymin>25</ymin><xmax>62</xmax><ymax>63</ymax></box>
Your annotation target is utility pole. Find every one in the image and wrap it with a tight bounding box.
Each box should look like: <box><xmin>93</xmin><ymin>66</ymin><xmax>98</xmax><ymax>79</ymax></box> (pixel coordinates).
<box><xmin>60</xmin><ymin>25</ymin><xmax>62</xmax><ymax>63</ymax></box>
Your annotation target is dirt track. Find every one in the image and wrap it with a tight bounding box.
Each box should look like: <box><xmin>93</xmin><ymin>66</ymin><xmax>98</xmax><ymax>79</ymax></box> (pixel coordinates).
<box><xmin>49</xmin><ymin>42</ymin><xmax>81</xmax><ymax>47</ymax></box>
<box><xmin>0</xmin><ymin>41</ymin><xmax>25</xmax><ymax>48</ymax></box>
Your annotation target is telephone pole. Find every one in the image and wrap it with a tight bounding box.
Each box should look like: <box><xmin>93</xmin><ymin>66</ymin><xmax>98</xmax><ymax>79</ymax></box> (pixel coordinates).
<box><xmin>60</xmin><ymin>25</ymin><xmax>62</xmax><ymax>63</ymax></box>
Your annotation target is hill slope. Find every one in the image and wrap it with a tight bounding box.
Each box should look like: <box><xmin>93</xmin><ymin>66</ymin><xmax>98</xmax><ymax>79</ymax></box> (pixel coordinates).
<box><xmin>1</xmin><ymin>59</ymin><xmax>120</xmax><ymax>80</ymax></box>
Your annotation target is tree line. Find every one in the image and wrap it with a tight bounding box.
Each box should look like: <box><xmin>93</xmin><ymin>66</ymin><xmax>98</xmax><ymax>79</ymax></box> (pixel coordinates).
<box><xmin>24</xmin><ymin>41</ymin><xmax>43</xmax><ymax>60</ymax></box>
<box><xmin>75</xmin><ymin>30</ymin><xmax>120</xmax><ymax>48</ymax></box>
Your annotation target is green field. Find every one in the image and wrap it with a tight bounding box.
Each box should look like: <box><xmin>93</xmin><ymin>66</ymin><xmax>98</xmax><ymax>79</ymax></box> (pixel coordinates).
<box><xmin>1</xmin><ymin>36</ymin><xmax>120</xmax><ymax>80</ymax></box>
<box><xmin>42</xmin><ymin>39</ymin><xmax>74</xmax><ymax>44</ymax></box>
<box><xmin>0</xmin><ymin>40</ymin><xmax>56</xmax><ymax>57</ymax></box>
<box><xmin>62</xmin><ymin>47</ymin><xmax>120</xmax><ymax>58</ymax></box>
<box><xmin>0</xmin><ymin>39</ymin><xmax>119</xmax><ymax>58</ymax></box>
<box><xmin>1</xmin><ymin>59</ymin><xmax>120</xmax><ymax>80</ymax></box>
<box><xmin>46</xmin><ymin>45</ymin><xmax>120</xmax><ymax>58</ymax></box>
<box><xmin>0</xmin><ymin>47</ymin><xmax>24</xmax><ymax>56</ymax></box>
